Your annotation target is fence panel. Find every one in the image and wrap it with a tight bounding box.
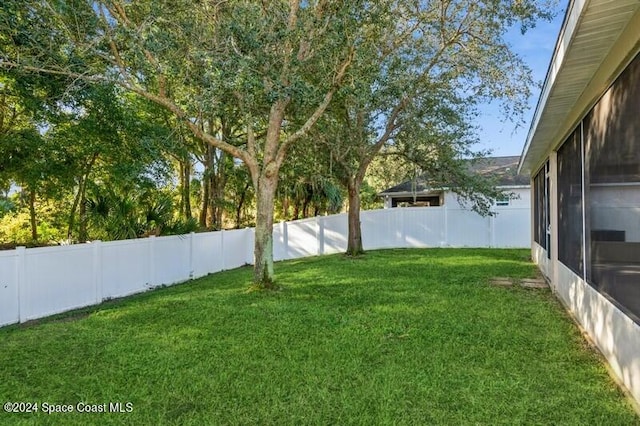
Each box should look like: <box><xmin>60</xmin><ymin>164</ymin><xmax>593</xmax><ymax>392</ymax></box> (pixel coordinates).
<box><xmin>493</xmin><ymin>208</ymin><xmax>531</xmax><ymax>247</ymax></box>
<box><xmin>0</xmin><ymin>251</ymin><xmax>19</xmax><ymax>326</ymax></box>
<box><xmin>402</xmin><ymin>207</ymin><xmax>445</xmax><ymax>247</ymax></box>
<box><xmin>155</xmin><ymin>235</ymin><xmax>191</xmax><ymax>285</ymax></box>
<box><xmin>245</xmin><ymin>228</ymin><xmax>255</xmax><ymax>265</ymax></box>
<box><xmin>273</xmin><ymin>223</ymin><xmax>286</xmax><ymax>261</ymax></box>
<box><xmin>447</xmin><ymin>209</ymin><xmax>491</xmax><ymax>247</ymax></box>
<box><xmin>323</xmin><ymin>214</ymin><xmax>348</xmax><ymax>254</ymax></box>
<box><xmin>101</xmin><ymin>239</ymin><xmax>150</xmax><ymax>299</ymax></box>
<box><xmin>192</xmin><ymin>231</ymin><xmax>223</xmax><ymax>278</ymax></box>
<box><xmin>287</xmin><ymin>218</ymin><xmax>317</xmax><ymax>259</ymax></box>
<box><xmin>22</xmin><ymin>245</ymin><xmax>95</xmax><ymax>321</ymax></box>
<box><xmin>362</xmin><ymin>209</ymin><xmax>400</xmax><ymax>250</ymax></box>
<box><xmin>223</xmin><ymin>229</ymin><xmax>249</xmax><ymax>269</ymax></box>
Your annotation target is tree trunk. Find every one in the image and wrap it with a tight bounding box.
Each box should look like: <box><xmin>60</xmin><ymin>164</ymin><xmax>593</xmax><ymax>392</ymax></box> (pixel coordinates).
<box><xmin>346</xmin><ymin>178</ymin><xmax>364</xmax><ymax>256</ymax></box>
<box><xmin>199</xmin><ymin>143</ymin><xmax>221</xmax><ymax>229</ymax></box>
<box><xmin>282</xmin><ymin>197</ymin><xmax>289</xmax><ymax>219</ymax></box>
<box><xmin>249</xmin><ymin>99</ymin><xmax>287</xmax><ymax>288</ymax></box>
<box><xmin>67</xmin><ymin>183</ymin><xmax>82</xmax><ymax>241</ymax></box>
<box><xmin>69</xmin><ymin>174</ymin><xmax>90</xmax><ymax>242</ymax></box>
<box><xmin>210</xmin><ymin>154</ymin><xmax>226</xmax><ymax>230</ymax></box>
<box><xmin>202</xmin><ymin>145</ymin><xmax>227</xmax><ymax>230</ymax></box>
<box><xmin>78</xmin><ymin>181</ymin><xmax>88</xmax><ymax>242</ymax></box>
<box><xmin>210</xmin><ymin>177</ymin><xmax>223</xmax><ymax>229</ymax></box>
<box><xmin>199</xmin><ymin>169</ymin><xmax>210</xmax><ymax>227</ymax></box>
<box><xmin>67</xmin><ymin>154</ymin><xmax>97</xmax><ymax>242</ymax></box>
<box><xmin>302</xmin><ymin>192</ymin><xmax>311</xmax><ymax>218</ymax></box>
<box><xmin>181</xmin><ymin>159</ymin><xmax>192</xmax><ymax>220</ymax></box>
<box><xmin>235</xmin><ymin>181</ymin><xmax>250</xmax><ymax>229</ymax></box>
<box><xmin>28</xmin><ymin>188</ymin><xmax>38</xmax><ymax>242</ymax></box>
<box><xmin>178</xmin><ymin>161</ymin><xmax>185</xmax><ymax>216</ymax></box>
<box><xmin>185</xmin><ymin>164</ymin><xmax>191</xmax><ymax>220</ymax></box>
<box><xmin>253</xmin><ymin>171</ymin><xmax>278</xmax><ymax>288</ymax></box>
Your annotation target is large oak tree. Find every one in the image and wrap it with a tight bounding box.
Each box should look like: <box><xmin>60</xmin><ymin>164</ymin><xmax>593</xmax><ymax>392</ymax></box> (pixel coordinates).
<box><xmin>1</xmin><ymin>0</ymin><xmax>374</xmax><ymax>286</ymax></box>
<box><xmin>315</xmin><ymin>0</ymin><xmax>555</xmax><ymax>254</ymax></box>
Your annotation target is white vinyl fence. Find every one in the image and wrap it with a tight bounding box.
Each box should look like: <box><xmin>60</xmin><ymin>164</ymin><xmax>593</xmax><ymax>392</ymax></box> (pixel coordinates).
<box><xmin>0</xmin><ymin>206</ymin><xmax>529</xmax><ymax>327</ymax></box>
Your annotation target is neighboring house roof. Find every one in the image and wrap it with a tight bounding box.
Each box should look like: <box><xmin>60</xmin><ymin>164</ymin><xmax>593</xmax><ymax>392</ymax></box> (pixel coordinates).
<box><xmin>379</xmin><ymin>156</ymin><xmax>529</xmax><ymax>196</ymax></box>
<box><xmin>519</xmin><ymin>0</ymin><xmax>640</xmax><ymax>174</ymax></box>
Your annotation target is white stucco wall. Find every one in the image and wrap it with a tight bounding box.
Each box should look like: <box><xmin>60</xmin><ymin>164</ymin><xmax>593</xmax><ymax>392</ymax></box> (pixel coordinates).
<box><xmin>554</xmin><ymin>262</ymin><xmax>640</xmax><ymax>405</ymax></box>
<box><xmin>532</xmin><ymin>242</ymin><xmax>551</xmax><ymax>280</ymax></box>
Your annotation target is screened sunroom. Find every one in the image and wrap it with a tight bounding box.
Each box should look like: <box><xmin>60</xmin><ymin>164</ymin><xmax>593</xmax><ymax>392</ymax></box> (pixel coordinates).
<box><xmin>519</xmin><ymin>0</ymin><xmax>640</xmax><ymax>406</ymax></box>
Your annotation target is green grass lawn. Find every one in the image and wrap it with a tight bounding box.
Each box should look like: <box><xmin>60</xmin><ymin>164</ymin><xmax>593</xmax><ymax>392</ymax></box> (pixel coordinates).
<box><xmin>0</xmin><ymin>248</ymin><xmax>638</xmax><ymax>425</ymax></box>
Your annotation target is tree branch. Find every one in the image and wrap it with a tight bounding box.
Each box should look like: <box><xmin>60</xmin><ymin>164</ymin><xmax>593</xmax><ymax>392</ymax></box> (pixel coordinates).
<box><xmin>277</xmin><ymin>46</ymin><xmax>355</xmax><ymax>164</ymax></box>
<box><xmin>0</xmin><ymin>61</ymin><xmax>106</xmax><ymax>82</ymax></box>
<box><xmin>97</xmin><ymin>4</ymin><xmax>128</xmax><ymax>78</ymax></box>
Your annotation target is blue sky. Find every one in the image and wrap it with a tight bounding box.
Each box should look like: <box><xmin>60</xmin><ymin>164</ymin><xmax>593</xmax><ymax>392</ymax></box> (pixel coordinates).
<box><xmin>474</xmin><ymin>4</ymin><xmax>566</xmax><ymax>157</ymax></box>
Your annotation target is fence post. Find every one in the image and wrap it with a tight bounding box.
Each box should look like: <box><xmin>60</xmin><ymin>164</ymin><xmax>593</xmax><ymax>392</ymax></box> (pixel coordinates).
<box><xmin>92</xmin><ymin>240</ymin><xmax>103</xmax><ymax>304</ymax></box>
<box><xmin>189</xmin><ymin>232</ymin><xmax>195</xmax><ymax>279</ymax></box>
<box><xmin>148</xmin><ymin>235</ymin><xmax>156</xmax><ymax>288</ymax></box>
<box><xmin>16</xmin><ymin>246</ymin><xmax>26</xmax><ymax>323</ymax></box>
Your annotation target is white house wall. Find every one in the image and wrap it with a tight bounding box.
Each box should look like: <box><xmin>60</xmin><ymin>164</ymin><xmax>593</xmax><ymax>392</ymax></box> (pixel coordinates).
<box><xmin>383</xmin><ymin>187</ymin><xmax>531</xmax><ymax>210</ymax></box>
<box><xmin>532</xmin><ymin>242</ymin><xmax>551</xmax><ymax>280</ymax></box>
<box><xmin>443</xmin><ymin>187</ymin><xmax>531</xmax><ymax>209</ymax></box>
<box><xmin>555</xmin><ymin>261</ymin><xmax>640</xmax><ymax>404</ymax></box>
<box><xmin>505</xmin><ymin>188</ymin><xmax>531</xmax><ymax>208</ymax></box>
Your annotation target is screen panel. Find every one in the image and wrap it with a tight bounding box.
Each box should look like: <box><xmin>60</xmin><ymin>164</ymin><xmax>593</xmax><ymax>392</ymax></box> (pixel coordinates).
<box><xmin>584</xmin><ymin>52</ymin><xmax>640</xmax><ymax>321</ymax></box>
<box><xmin>557</xmin><ymin>127</ymin><xmax>583</xmax><ymax>276</ymax></box>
